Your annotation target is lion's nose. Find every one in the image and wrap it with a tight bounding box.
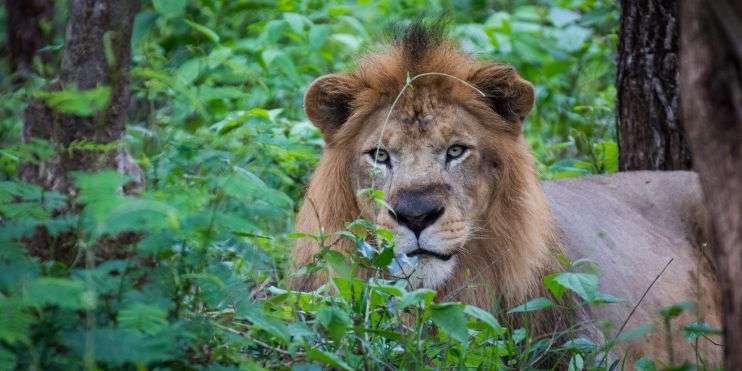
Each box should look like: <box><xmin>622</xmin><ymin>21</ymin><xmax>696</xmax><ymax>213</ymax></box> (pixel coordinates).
<box><xmin>389</xmin><ymin>191</ymin><xmax>445</xmax><ymax>237</ymax></box>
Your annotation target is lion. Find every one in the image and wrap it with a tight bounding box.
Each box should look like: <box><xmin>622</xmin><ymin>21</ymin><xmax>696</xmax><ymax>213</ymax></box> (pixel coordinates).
<box><xmin>291</xmin><ymin>24</ymin><xmax>722</xmax><ymax>366</ymax></box>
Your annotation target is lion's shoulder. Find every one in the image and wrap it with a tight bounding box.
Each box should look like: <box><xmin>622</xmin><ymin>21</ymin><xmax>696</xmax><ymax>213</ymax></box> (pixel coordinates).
<box><xmin>543</xmin><ymin>171</ymin><xmax>720</xmax><ymax>366</ymax></box>
<box><xmin>544</xmin><ymin>171</ymin><xmax>702</xmax><ymax>238</ymax></box>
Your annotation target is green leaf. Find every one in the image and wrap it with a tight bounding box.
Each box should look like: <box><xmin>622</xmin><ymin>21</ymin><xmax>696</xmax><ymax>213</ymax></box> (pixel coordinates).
<box><xmin>568</xmin><ymin>353</ymin><xmax>584</xmax><ymax>371</ymax></box>
<box><xmin>25</xmin><ymin>277</ymin><xmax>93</xmax><ymax>310</ymax></box>
<box><xmin>464</xmin><ymin>305</ymin><xmax>503</xmax><ymax>333</ymax></box>
<box><xmin>222</xmin><ymin>167</ymin><xmax>292</xmax><ymax>209</ymax></box>
<box><xmin>683</xmin><ymin>321</ymin><xmax>722</xmax><ymax>342</ymax></box>
<box><xmin>560</xmin><ymin>337</ymin><xmax>595</xmax><ymax>352</ymax></box>
<box><xmin>333</xmin><ymin>276</ymin><xmax>364</xmax><ymax>302</ymax></box>
<box><xmin>36</xmin><ymin>86</ymin><xmax>111</xmax><ymax>116</ymax></box>
<box><xmin>508</xmin><ymin>297</ymin><xmax>553</xmax><ymax>314</ymax></box>
<box><xmin>63</xmin><ymin>328</ymin><xmax>176</xmax><ymax>365</ymax></box>
<box><xmin>185</xmin><ymin>20</ymin><xmax>220</xmax><ymax>43</ymax></box>
<box><xmin>176</xmin><ymin>58</ymin><xmax>202</xmax><ymax>84</ymax></box>
<box><xmin>549</xmin><ymin>7</ymin><xmax>580</xmax><ymax>27</ymax></box>
<box><xmin>283</xmin><ymin>13</ymin><xmax>309</xmax><ymax>35</ymax></box>
<box><xmin>131</xmin><ymin>11</ymin><xmax>157</xmax><ymax>51</ymax></box>
<box><xmin>100</xmin><ymin>198</ymin><xmax>178</xmax><ymax>237</ymax></box>
<box><xmin>591</xmin><ymin>292</ymin><xmax>623</xmax><ymax>304</ymax></box>
<box><xmin>0</xmin><ymin>346</ymin><xmax>15</xmax><ymax>370</ymax></box>
<box><xmin>372</xmin><ymin>246</ymin><xmax>394</xmax><ymax>267</ymax></box>
<box><xmin>0</xmin><ymin>298</ymin><xmax>33</xmax><ymax>344</ymax></box>
<box><xmin>634</xmin><ymin>356</ymin><xmax>657</xmax><ymax>371</ymax></box>
<box><xmin>595</xmin><ymin>141</ymin><xmax>618</xmax><ymax>173</ymax></box>
<box><xmin>73</xmin><ymin>171</ymin><xmax>128</xmax><ymax>205</ymax></box>
<box><xmin>308</xmin><ymin>25</ymin><xmax>330</xmax><ymax>49</ymax></box>
<box><xmin>306</xmin><ymin>349</ymin><xmax>352</xmax><ymax>371</ymax></box>
<box><xmin>117</xmin><ymin>303</ymin><xmax>169</xmax><ymax>335</ymax></box>
<box><xmin>659</xmin><ymin>302</ymin><xmax>694</xmax><ymax>319</ymax></box>
<box><xmin>375</xmin><ymin>228</ymin><xmax>394</xmax><ymax>242</ymax></box>
<box><xmin>328</xmin><ymin>5</ymin><xmax>352</xmax><ymax>17</ymax></box>
<box><xmin>549</xmin><ymin>272</ymin><xmax>599</xmax><ymax>302</ymax></box>
<box><xmin>398</xmin><ymin>288</ymin><xmax>436</xmax><ymax>309</ymax></box>
<box><xmin>325</xmin><ymin>250</ymin><xmax>352</xmax><ymax>278</ymax></box>
<box><xmin>235</xmin><ymin>302</ymin><xmax>291</xmax><ymax>343</ymax></box>
<box><xmin>317</xmin><ymin>306</ymin><xmax>351</xmax><ymax>343</ymax></box>
<box><xmin>544</xmin><ymin>273</ymin><xmax>568</xmax><ymax>300</ymax></box>
<box><xmin>153</xmin><ymin>0</ymin><xmax>187</xmax><ymax>17</ymax></box>
<box><xmin>431</xmin><ymin>303</ymin><xmax>468</xmax><ymax>343</ymax></box>
<box><xmin>368</xmin><ymin>281</ymin><xmax>405</xmax><ymax>297</ymax></box>
<box><xmin>616</xmin><ymin>323</ymin><xmax>655</xmax><ymax>342</ymax></box>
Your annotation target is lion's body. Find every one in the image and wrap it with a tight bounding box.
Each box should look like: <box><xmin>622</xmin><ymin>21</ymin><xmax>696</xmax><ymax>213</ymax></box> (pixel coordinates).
<box><xmin>545</xmin><ymin>171</ymin><xmax>721</xmax><ymax>366</ymax></box>
<box><xmin>292</xmin><ymin>24</ymin><xmax>722</xmax><ymax>367</ymax></box>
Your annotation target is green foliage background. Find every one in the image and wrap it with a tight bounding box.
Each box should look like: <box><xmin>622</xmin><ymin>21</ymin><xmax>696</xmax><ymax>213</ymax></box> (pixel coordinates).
<box><xmin>3</xmin><ymin>1</ymin><xmax>706</xmax><ymax>370</ymax></box>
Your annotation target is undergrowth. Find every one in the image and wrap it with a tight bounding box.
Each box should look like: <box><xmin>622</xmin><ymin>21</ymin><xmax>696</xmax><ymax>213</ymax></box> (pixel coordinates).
<box><xmin>0</xmin><ymin>0</ymin><xmax>721</xmax><ymax>370</ymax></box>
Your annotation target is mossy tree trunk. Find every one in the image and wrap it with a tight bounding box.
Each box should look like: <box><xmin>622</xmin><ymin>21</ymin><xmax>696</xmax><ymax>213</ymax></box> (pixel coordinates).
<box><xmin>680</xmin><ymin>0</ymin><xmax>742</xmax><ymax>368</ymax></box>
<box><xmin>21</xmin><ymin>0</ymin><xmax>142</xmax><ymax>261</ymax></box>
<box><xmin>4</xmin><ymin>0</ymin><xmax>54</xmax><ymax>82</ymax></box>
<box><xmin>22</xmin><ymin>0</ymin><xmax>142</xmax><ymax>192</ymax></box>
<box><xmin>617</xmin><ymin>0</ymin><xmax>692</xmax><ymax>171</ymax></box>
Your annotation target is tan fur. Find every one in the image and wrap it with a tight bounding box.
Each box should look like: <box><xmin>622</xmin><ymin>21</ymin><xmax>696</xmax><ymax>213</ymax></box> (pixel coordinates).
<box><xmin>292</xmin><ymin>33</ymin><xmax>721</xmax><ymax>366</ymax></box>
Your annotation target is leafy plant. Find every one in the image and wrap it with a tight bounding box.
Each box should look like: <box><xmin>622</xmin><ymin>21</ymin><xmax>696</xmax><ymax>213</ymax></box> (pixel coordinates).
<box><xmin>0</xmin><ymin>0</ymin><xmax>721</xmax><ymax>370</ymax></box>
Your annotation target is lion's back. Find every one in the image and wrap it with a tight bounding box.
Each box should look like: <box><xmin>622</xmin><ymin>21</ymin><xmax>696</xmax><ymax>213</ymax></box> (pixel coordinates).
<box><xmin>544</xmin><ymin>171</ymin><xmax>722</xmax><ymax>366</ymax></box>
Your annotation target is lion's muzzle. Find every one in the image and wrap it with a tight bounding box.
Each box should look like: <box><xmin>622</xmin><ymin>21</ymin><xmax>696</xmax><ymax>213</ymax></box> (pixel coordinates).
<box><xmin>389</xmin><ymin>186</ymin><xmax>447</xmax><ymax>237</ymax></box>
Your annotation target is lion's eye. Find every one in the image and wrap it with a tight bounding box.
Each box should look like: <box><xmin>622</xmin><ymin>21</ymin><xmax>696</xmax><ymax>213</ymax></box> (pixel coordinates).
<box><xmin>446</xmin><ymin>145</ymin><xmax>467</xmax><ymax>162</ymax></box>
<box><xmin>368</xmin><ymin>148</ymin><xmax>390</xmax><ymax>165</ymax></box>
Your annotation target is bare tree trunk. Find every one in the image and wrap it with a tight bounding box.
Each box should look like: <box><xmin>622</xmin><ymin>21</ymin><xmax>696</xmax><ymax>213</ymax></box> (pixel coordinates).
<box><xmin>680</xmin><ymin>0</ymin><xmax>742</xmax><ymax>368</ymax></box>
<box><xmin>617</xmin><ymin>0</ymin><xmax>692</xmax><ymax>170</ymax></box>
<box><xmin>21</xmin><ymin>0</ymin><xmax>142</xmax><ymax>261</ymax></box>
<box><xmin>4</xmin><ymin>0</ymin><xmax>54</xmax><ymax>81</ymax></box>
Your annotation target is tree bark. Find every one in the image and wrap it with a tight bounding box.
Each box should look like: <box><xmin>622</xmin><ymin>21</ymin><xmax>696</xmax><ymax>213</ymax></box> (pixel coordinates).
<box><xmin>680</xmin><ymin>0</ymin><xmax>742</xmax><ymax>368</ymax></box>
<box><xmin>617</xmin><ymin>0</ymin><xmax>692</xmax><ymax>170</ymax></box>
<box><xmin>4</xmin><ymin>0</ymin><xmax>54</xmax><ymax>81</ymax></box>
<box><xmin>22</xmin><ymin>0</ymin><xmax>142</xmax><ymax>192</ymax></box>
<box><xmin>21</xmin><ymin>0</ymin><xmax>142</xmax><ymax>261</ymax></box>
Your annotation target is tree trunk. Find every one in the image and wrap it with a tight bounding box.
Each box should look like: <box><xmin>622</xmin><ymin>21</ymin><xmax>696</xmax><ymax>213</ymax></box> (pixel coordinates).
<box><xmin>4</xmin><ymin>0</ymin><xmax>54</xmax><ymax>81</ymax></box>
<box><xmin>617</xmin><ymin>0</ymin><xmax>692</xmax><ymax>171</ymax></box>
<box><xmin>680</xmin><ymin>0</ymin><xmax>742</xmax><ymax>368</ymax></box>
<box><xmin>21</xmin><ymin>0</ymin><xmax>142</xmax><ymax>261</ymax></box>
<box><xmin>22</xmin><ymin>0</ymin><xmax>142</xmax><ymax>192</ymax></box>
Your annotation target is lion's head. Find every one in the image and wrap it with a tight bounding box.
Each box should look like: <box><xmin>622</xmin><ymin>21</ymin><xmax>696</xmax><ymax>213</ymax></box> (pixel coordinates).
<box><xmin>294</xmin><ymin>24</ymin><xmax>561</xmax><ymax>309</ymax></box>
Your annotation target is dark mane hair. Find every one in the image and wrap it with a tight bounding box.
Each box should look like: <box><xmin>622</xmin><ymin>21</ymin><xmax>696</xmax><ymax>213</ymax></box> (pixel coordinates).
<box><xmin>393</xmin><ymin>20</ymin><xmax>447</xmax><ymax>67</ymax></box>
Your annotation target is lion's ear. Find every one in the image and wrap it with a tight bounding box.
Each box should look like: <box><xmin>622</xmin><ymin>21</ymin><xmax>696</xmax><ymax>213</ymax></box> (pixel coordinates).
<box><xmin>304</xmin><ymin>73</ymin><xmax>357</xmax><ymax>138</ymax></box>
<box><xmin>470</xmin><ymin>64</ymin><xmax>535</xmax><ymax>124</ymax></box>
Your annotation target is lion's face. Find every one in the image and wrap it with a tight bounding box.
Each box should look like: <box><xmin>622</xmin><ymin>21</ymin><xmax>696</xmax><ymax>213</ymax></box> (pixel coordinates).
<box><xmin>299</xmin><ymin>38</ymin><xmax>536</xmax><ymax>291</ymax></box>
<box><xmin>351</xmin><ymin>102</ymin><xmax>497</xmax><ymax>287</ymax></box>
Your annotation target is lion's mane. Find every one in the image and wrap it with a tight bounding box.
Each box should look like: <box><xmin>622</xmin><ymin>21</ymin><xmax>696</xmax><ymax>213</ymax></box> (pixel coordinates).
<box><xmin>293</xmin><ymin>25</ymin><xmax>565</xmax><ymax>330</ymax></box>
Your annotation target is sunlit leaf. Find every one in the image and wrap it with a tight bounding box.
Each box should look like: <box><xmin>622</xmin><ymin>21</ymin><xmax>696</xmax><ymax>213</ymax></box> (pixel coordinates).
<box><xmin>464</xmin><ymin>305</ymin><xmax>503</xmax><ymax>334</ymax></box>
<box><xmin>186</xmin><ymin>20</ymin><xmax>219</xmax><ymax>43</ymax></box>
<box><xmin>36</xmin><ymin>86</ymin><xmax>111</xmax><ymax>116</ymax></box>
<box><xmin>508</xmin><ymin>297</ymin><xmax>553</xmax><ymax>314</ymax></box>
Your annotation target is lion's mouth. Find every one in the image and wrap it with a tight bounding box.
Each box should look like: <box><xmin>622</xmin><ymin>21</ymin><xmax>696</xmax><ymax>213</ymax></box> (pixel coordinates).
<box><xmin>406</xmin><ymin>248</ymin><xmax>454</xmax><ymax>261</ymax></box>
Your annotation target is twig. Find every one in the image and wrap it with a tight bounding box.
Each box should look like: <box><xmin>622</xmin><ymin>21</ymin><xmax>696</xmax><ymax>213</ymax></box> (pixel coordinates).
<box><xmin>702</xmin><ymin>334</ymin><xmax>723</xmax><ymax>347</ymax></box>
<box><xmin>615</xmin><ymin>258</ymin><xmax>673</xmax><ymax>337</ymax></box>
<box><xmin>370</xmin><ymin>71</ymin><xmax>485</xmax><ymax>191</ymax></box>
<box><xmin>599</xmin><ymin>258</ymin><xmax>673</xmax><ymax>365</ymax></box>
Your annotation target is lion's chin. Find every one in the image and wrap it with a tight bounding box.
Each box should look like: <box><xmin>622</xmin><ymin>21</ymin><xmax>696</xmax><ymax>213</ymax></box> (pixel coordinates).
<box><xmin>417</xmin><ymin>255</ymin><xmax>457</xmax><ymax>289</ymax></box>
